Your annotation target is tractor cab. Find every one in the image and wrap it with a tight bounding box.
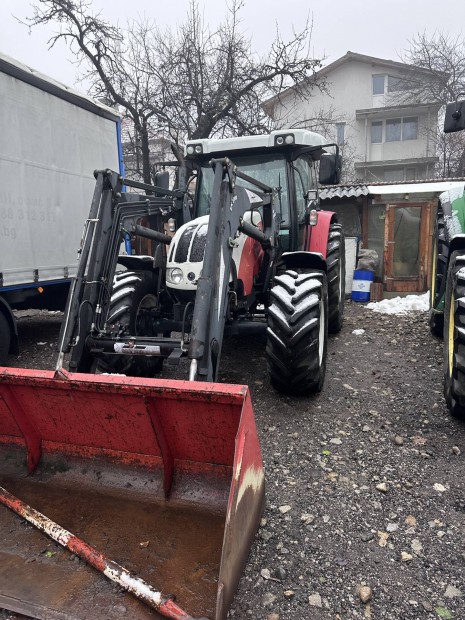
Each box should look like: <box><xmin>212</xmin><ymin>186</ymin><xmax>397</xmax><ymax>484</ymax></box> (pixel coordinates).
<box><xmin>184</xmin><ymin>129</ymin><xmax>340</xmax><ymax>252</ymax></box>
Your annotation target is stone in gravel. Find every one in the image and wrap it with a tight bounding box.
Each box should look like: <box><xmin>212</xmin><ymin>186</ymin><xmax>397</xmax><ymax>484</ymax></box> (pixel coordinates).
<box><xmin>411</xmin><ymin>539</ymin><xmax>422</xmax><ymax>554</ymax></box>
<box><xmin>278</xmin><ymin>505</ymin><xmax>291</xmax><ymax>514</ymax></box>
<box><xmin>444</xmin><ymin>585</ymin><xmax>463</xmax><ymax>598</ymax></box>
<box><xmin>267</xmin><ymin>615</ymin><xmax>280</xmax><ymax>620</ymax></box>
<box><xmin>452</xmin><ymin>446</ymin><xmax>461</xmax><ymax>455</ymax></box>
<box><xmin>362</xmin><ymin>425</ymin><xmax>371</xmax><ymax>432</ymax></box>
<box><xmin>378</xmin><ymin>531</ymin><xmax>389</xmax><ymax>547</ymax></box>
<box><xmin>386</xmin><ymin>522</ymin><xmax>398</xmax><ymax>532</ymax></box>
<box><xmin>262</xmin><ymin>593</ymin><xmax>277</xmax><ymax>605</ymax></box>
<box><xmin>376</xmin><ymin>482</ymin><xmax>388</xmax><ymax>493</ymax></box>
<box><xmin>361</xmin><ymin>532</ymin><xmax>375</xmax><ymax>542</ymax></box>
<box><xmin>308</xmin><ymin>593</ymin><xmax>322</xmax><ymax>607</ymax></box>
<box><xmin>283</xmin><ymin>590</ymin><xmax>295</xmax><ymax>599</ymax></box>
<box><xmin>437</xmin><ymin>531</ymin><xmax>446</xmax><ymax>538</ymax></box>
<box><xmin>359</xmin><ymin>586</ymin><xmax>373</xmax><ymax>604</ymax></box>
<box><xmin>261</xmin><ymin>531</ymin><xmax>273</xmax><ymax>541</ymax></box>
<box><xmin>433</xmin><ymin>483</ymin><xmax>447</xmax><ymax>492</ymax></box>
<box><xmin>401</xmin><ymin>552</ymin><xmax>413</xmax><ymax>562</ymax></box>
<box><xmin>330</xmin><ymin>437</ymin><xmax>342</xmax><ymax>445</ymax></box>
<box><xmin>421</xmin><ymin>601</ymin><xmax>433</xmax><ymax>611</ymax></box>
<box><xmin>405</xmin><ymin>515</ymin><xmax>417</xmax><ymax>527</ymax></box>
<box><xmin>393</xmin><ymin>435</ymin><xmax>404</xmax><ymax>445</ymax></box>
<box><xmin>301</xmin><ymin>513</ymin><xmax>315</xmax><ymax>525</ymax></box>
<box><xmin>272</xmin><ymin>567</ymin><xmax>286</xmax><ymax>580</ymax></box>
<box><xmin>261</xmin><ymin>569</ymin><xmax>271</xmax><ymax>580</ymax></box>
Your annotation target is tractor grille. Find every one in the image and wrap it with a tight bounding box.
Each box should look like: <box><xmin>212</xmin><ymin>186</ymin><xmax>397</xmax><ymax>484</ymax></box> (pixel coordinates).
<box><xmin>174</xmin><ymin>225</ymin><xmax>196</xmax><ymax>263</ymax></box>
<box><xmin>174</xmin><ymin>223</ymin><xmax>208</xmax><ymax>263</ymax></box>
<box><xmin>190</xmin><ymin>224</ymin><xmax>208</xmax><ymax>262</ymax></box>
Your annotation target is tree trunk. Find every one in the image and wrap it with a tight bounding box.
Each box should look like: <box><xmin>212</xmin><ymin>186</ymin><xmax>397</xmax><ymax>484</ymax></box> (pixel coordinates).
<box><xmin>140</xmin><ymin>122</ymin><xmax>152</xmax><ymax>184</ymax></box>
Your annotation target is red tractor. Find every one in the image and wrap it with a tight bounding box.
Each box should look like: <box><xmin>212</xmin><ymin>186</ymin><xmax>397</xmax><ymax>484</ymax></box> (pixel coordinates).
<box><xmin>59</xmin><ymin>129</ymin><xmax>344</xmax><ymax>395</ymax></box>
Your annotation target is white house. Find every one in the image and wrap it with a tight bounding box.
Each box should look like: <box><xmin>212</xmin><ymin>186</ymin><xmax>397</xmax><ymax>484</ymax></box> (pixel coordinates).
<box><xmin>264</xmin><ymin>52</ymin><xmax>442</xmax><ymax>183</ymax></box>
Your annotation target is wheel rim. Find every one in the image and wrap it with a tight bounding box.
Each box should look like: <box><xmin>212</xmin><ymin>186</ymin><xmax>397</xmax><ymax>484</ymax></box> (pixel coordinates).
<box><xmin>431</xmin><ymin>241</ymin><xmax>437</xmax><ymax>306</ymax></box>
<box><xmin>135</xmin><ymin>294</ymin><xmax>158</xmax><ymax>336</ymax></box>
<box><xmin>448</xmin><ymin>289</ymin><xmax>455</xmax><ymax>377</ymax></box>
<box><xmin>319</xmin><ymin>299</ymin><xmax>325</xmax><ymax>365</ymax></box>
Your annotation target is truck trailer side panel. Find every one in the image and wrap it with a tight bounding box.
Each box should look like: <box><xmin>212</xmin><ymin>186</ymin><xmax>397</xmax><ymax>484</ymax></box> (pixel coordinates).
<box><xmin>0</xmin><ymin>58</ymin><xmax>121</xmax><ymax>287</ymax></box>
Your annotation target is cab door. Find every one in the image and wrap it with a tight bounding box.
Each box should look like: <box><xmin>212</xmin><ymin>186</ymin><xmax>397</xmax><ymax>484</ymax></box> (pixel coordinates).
<box><xmin>292</xmin><ymin>156</ymin><xmax>317</xmax><ymax>251</ymax></box>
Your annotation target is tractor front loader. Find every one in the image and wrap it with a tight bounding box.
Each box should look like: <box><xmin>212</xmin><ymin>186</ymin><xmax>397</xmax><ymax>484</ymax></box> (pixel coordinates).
<box><xmin>0</xmin><ymin>129</ymin><xmax>342</xmax><ymax>619</ymax></box>
<box><xmin>429</xmin><ymin>96</ymin><xmax>465</xmax><ymax>419</ymax></box>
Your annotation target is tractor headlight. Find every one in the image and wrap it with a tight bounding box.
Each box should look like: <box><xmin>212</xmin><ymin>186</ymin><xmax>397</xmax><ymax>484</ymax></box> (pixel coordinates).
<box><xmin>274</xmin><ymin>133</ymin><xmax>295</xmax><ymax>146</ymax></box>
<box><xmin>166</xmin><ymin>267</ymin><xmax>184</xmax><ymax>284</ymax></box>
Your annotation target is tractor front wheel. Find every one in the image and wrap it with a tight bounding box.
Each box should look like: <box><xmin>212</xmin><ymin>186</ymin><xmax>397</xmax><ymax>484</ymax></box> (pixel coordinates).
<box><xmin>266</xmin><ymin>269</ymin><xmax>328</xmax><ymax>395</ymax></box>
<box><xmin>94</xmin><ymin>271</ymin><xmax>165</xmax><ymax>376</ymax></box>
<box><xmin>443</xmin><ymin>250</ymin><xmax>465</xmax><ymax>419</ymax></box>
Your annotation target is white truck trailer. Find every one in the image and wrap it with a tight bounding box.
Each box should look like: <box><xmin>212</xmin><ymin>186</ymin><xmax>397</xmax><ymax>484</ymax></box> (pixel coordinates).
<box><xmin>0</xmin><ymin>52</ymin><xmax>123</xmax><ymax>362</ymax></box>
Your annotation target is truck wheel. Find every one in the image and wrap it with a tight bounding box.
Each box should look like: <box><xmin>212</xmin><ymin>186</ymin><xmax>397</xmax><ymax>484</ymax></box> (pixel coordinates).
<box><xmin>443</xmin><ymin>250</ymin><xmax>465</xmax><ymax>419</ymax></box>
<box><xmin>266</xmin><ymin>269</ymin><xmax>328</xmax><ymax>395</ymax></box>
<box><xmin>0</xmin><ymin>312</ymin><xmax>11</xmax><ymax>365</ymax></box>
<box><xmin>96</xmin><ymin>271</ymin><xmax>164</xmax><ymax>376</ymax></box>
<box><xmin>429</xmin><ymin>208</ymin><xmax>448</xmax><ymax>337</ymax></box>
<box><xmin>327</xmin><ymin>222</ymin><xmax>345</xmax><ymax>333</ymax></box>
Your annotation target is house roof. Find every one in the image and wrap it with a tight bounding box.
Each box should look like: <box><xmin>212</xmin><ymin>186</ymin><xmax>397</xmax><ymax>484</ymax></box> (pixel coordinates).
<box><xmin>263</xmin><ymin>50</ymin><xmax>444</xmax><ymax>112</ymax></box>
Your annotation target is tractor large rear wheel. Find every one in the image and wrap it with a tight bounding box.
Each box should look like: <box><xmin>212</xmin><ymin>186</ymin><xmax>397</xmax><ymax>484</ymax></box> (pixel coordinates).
<box><xmin>266</xmin><ymin>269</ymin><xmax>328</xmax><ymax>395</ymax></box>
<box><xmin>429</xmin><ymin>208</ymin><xmax>448</xmax><ymax>337</ymax></box>
<box><xmin>327</xmin><ymin>222</ymin><xmax>346</xmax><ymax>333</ymax></box>
<box><xmin>93</xmin><ymin>271</ymin><xmax>165</xmax><ymax>376</ymax></box>
<box><xmin>443</xmin><ymin>250</ymin><xmax>465</xmax><ymax>419</ymax></box>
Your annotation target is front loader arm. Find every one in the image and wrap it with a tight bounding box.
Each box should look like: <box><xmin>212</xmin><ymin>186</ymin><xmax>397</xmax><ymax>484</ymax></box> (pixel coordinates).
<box><xmin>187</xmin><ymin>159</ymin><xmax>275</xmax><ymax>383</ymax></box>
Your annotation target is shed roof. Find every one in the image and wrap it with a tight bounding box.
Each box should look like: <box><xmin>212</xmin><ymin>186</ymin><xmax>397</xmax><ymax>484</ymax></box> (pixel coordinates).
<box><xmin>320</xmin><ymin>179</ymin><xmax>465</xmax><ymax>200</ymax></box>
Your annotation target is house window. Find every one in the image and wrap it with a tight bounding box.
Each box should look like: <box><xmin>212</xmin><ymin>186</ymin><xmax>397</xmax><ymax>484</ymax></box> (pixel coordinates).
<box><xmin>336</xmin><ymin>122</ymin><xmax>345</xmax><ymax>145</ymax></box>
<box><xmin>384</xmin><ymin>168</ymin><xmax>405</xmax><ymax>182</ymax></box>
<box><xmin>402</xmin><ymin>117</ymin><xmax>418</xmax><ymax>140</ymax></box>
<box><xmin>372</xmin><ymin>75</ymin><xmax>385</xmax><ymax>95</ymax></box>
<box><xmin>386</xmin><ymin>118</ymin><xmax>402</xmax><ymax>142</ymax></box>
<box><xmin>385</xmin><ymin>117</ymin><xmax>418</xmax><ymax>142</ymax></box>
<box><xmin>387</xmin><ymin>75</ymin><xmax>417</xmax><ymax>93</ymax></box>
<box><xmin>371</xmin><ymin>121</ymin><xmax>383</xmax><ymax>143</ymax></box>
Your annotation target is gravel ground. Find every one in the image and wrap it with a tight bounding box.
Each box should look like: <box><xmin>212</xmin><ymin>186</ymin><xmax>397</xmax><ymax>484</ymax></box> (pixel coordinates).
<box><xmin>3</xmin><ymin>301</ymin><xmax>465</xmax><ymax>620</ymax></box>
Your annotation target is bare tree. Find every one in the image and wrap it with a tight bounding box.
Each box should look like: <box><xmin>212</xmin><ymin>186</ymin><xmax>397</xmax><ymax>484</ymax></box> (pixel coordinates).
<box><xmin>23</xmin><ymin>0</ymin><xmax>325</xmax><ymax>182</ymax></box>
<box><xmin>398</xmin><ymin>32</ymin><xmax>465</xmax><ymax>178</ymax></box>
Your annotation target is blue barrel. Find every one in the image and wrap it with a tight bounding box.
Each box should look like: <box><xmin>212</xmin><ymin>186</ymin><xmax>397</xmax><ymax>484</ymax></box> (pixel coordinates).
<box><xmin>352</xmin><ymin>269</ymin><xmax>375</xmax><ymax>302</ymax></box>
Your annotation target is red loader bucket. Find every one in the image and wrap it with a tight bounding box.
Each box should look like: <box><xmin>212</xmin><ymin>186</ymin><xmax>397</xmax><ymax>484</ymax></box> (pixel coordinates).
<box><xmin>0</xmin><ymin>368</ymin><xmax>264</xmax><ymax>620</ymax></box>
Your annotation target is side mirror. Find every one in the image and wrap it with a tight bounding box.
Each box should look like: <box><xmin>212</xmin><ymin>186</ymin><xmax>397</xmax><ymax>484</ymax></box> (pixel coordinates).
<box><xmin>444</xmin><ymin>100</ymin><xmax>465</xmax><ymax>133</ymax></box>
<box><xmin>319</xmin><ymin>154</ymin><xmax>342</xmax><ymax>185</ymax></box>
<box><xmin>306</xmin><ymin>189</ymin><xmax>318</xmax><ymax>212</ymax></box>
<box><xmin>154</xmin><ymin>170</ymin><xmax>170</xmax><ymax>189</ymax></box>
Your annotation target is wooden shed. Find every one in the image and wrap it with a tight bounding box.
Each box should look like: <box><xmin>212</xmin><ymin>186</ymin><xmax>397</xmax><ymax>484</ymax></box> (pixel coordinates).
<box><xmin>320</xmin><ymin>179</ymin><xmax>465</xmax><ymax>294</ymax></box>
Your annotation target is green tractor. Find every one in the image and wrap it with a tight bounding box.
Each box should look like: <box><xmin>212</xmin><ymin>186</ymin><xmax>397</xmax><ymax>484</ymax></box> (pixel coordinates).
<box><xmin>430</xmin><ymin>97</ymin><xmax>465</xmax><ymax>418</ymax></box>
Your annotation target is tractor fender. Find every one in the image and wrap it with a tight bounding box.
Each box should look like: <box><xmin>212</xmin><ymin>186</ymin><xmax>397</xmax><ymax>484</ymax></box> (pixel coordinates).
<box><xmin>306</xmin><ymin>211</ymin><xmax>337</xmax><ymax>258</ymax></box>
<box><xmin>0</xmin><ymin>296</ymin><xmax>19</xmax><ymax>354</ymax></box>
<box><xmin>116</xmin><ymin>255</ymin><xmax>155</xmax><ymax>272</ymax></box>
<box><xmin>280</xmin><ymin>251</ymin><xmax>327</xmax><ymax>273</ymax></box>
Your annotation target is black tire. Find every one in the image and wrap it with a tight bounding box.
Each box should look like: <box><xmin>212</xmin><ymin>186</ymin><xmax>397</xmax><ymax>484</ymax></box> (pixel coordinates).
<box><xmin>266</xmin><ymin>269</ymin><xmax>328</xmax><ymax>395</ymax></box>
<box><xmin>0</xmin><ymin>312</ymin><xmax>11</xmax><ymax>365</ymax></box>
<box><xmin>443</xmin><ymin>250</ymin><xmax>465</xmax><ymax>420</ymax></box>
<box><xmin>429</xmin><ymin>207</ymin><xmax>448</xmax><ymax>337</ymax></box>
<box><xmin>327</xmin><ymin>222</ymin><xmax>345</xmax><ymax>333</ymax></box>
<box><xmin>95</xmin><ymin>271</ymin><xmax>165</xmax><ymax>376</ymax></box>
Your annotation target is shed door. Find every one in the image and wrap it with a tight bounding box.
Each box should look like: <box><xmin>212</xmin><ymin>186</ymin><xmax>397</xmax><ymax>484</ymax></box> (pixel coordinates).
<box><xmin>384</xmin><ymin>203</ymin><xmax>432</xmax><ymax>293</ymax></box>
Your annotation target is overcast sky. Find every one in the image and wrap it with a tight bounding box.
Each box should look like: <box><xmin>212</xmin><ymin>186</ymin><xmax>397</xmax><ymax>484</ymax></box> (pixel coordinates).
<box><xmin>1</xmin><ymin>0</ymin><xmax>464</xmax><ymax>89</ymax></box>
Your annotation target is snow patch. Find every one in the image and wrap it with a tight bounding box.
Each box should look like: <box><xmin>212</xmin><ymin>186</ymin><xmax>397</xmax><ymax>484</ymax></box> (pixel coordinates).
<box><xmin>366</xmin><ymin>292</ymin><xmax>429</xmax><ymax>315</ymax></box>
